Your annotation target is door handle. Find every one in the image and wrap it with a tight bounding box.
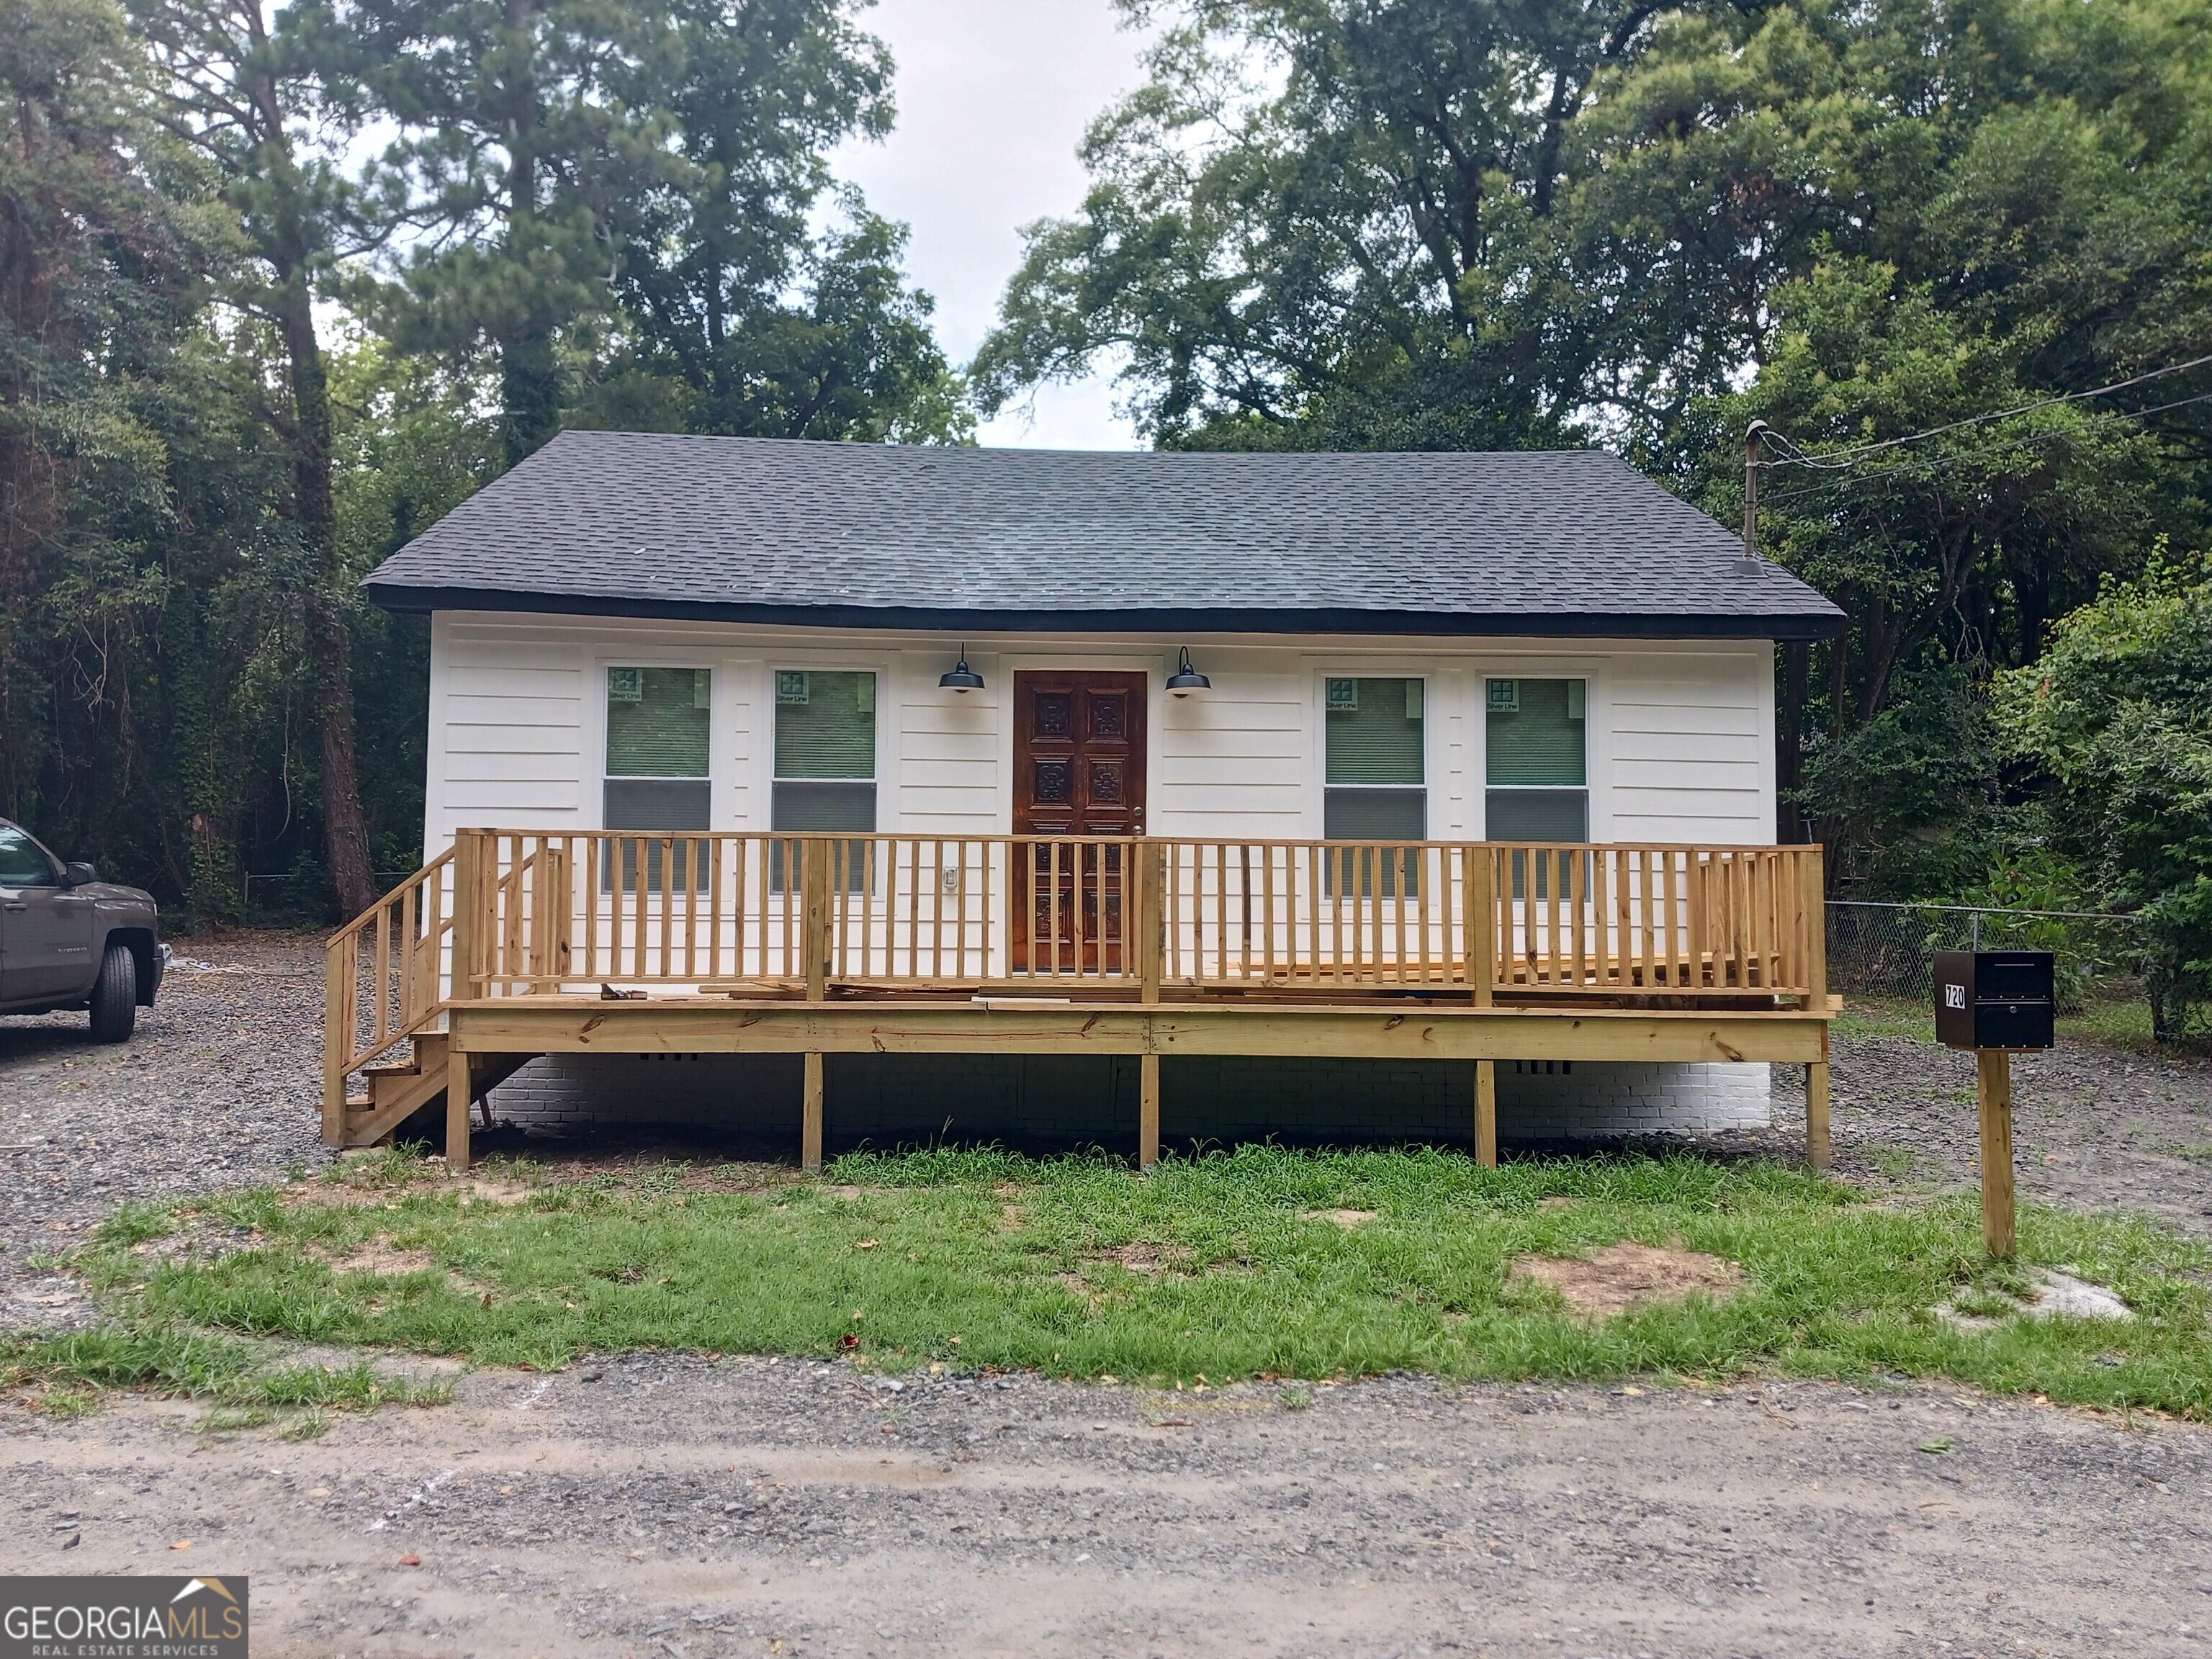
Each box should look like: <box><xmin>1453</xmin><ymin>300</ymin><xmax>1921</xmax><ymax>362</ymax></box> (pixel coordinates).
<box><xmin>1</xmin><ymin>902</ymin><xmax>25</xmax><ymax>912</ymax></box>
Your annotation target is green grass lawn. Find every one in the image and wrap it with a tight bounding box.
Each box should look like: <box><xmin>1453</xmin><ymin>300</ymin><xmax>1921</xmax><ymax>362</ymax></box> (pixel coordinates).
<box><xmin>14</xmin><ymin>1145</ymin><xmax>2210</xmax><ymax>1421</ymax></box>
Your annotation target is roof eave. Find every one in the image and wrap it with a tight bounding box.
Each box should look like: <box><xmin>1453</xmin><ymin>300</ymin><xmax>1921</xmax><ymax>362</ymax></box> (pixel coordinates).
<box><xmin>364</xmin><ymin>583</ymin><xmax>1846</xmax><ymax>642</ymax></box>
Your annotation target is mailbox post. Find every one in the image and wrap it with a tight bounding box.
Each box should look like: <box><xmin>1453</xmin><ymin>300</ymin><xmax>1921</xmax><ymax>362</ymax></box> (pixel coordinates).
<box><xmin>1934</xmin><ymin>950</ymin><xmax>2055</xmax><ymax>1258</ymax></box>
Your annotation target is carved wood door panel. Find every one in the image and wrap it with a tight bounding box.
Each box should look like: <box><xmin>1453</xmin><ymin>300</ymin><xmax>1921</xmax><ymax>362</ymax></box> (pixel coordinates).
<box><xmin>1012</xmin><ymin>672</ymin><xmax>1146</xmax><ymax>971</ymax></box>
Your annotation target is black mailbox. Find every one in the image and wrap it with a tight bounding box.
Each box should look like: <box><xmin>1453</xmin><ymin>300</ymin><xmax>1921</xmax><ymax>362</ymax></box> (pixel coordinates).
<box><xmin>1934</xmin><ymin>950</ymin><xmax>2055</xmax><ymax>1051</ymax></box>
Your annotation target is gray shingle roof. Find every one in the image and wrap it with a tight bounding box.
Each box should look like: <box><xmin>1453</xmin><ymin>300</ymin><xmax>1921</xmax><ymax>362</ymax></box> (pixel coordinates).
<box><xmin>362</xmin><ymin>431</ymin><xmax>1842</xmax><ymax>639</ymax></box>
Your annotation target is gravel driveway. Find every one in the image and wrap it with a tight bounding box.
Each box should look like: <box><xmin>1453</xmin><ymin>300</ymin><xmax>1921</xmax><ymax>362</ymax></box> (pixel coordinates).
<box><xmin>0</xmin><ymin>931</ymin><xmax>328</xmax><ymax>1327</ymax></box>
<box><xmin>1803</xmin><ymin>1035</ymin><xmax>2212</xmax><ymax>1236</ymax></box>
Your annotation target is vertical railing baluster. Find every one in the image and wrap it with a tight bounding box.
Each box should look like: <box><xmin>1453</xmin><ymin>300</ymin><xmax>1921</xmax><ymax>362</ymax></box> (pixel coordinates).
<box><xmin>956</xmin><ymin>839</ymin><xmax>970</xmax><ymax>981</ymax></box>
<box><xmin>1261</xmin><ymin>844</ymin><xmax>1277</xmax><ymax>982</ymax></box>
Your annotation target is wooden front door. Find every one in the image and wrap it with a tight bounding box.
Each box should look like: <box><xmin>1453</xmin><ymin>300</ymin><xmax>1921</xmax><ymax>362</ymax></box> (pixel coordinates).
<box><xmin>1013</xmin><ymin>672</ymin><xmax>1147</xmax><ymax>971</ymax></box>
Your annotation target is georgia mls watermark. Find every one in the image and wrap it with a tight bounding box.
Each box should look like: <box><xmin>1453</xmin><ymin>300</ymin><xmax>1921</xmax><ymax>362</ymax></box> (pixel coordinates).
<box><xmin>1</xmin><ymin>1577</ymin><xmax>248</xmax><ymax>1659</ymax></box>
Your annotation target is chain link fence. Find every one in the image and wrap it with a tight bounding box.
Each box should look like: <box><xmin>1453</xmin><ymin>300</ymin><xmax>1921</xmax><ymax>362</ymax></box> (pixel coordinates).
<box><xmin>1826</xmin><ymin>899</ymin><xmax>2149</xmax><ymax>1011</ymax></box>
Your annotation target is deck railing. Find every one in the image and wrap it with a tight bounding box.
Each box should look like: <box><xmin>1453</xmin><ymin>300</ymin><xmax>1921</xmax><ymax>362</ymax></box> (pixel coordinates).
<box><xmin>325</xmin><ymin>831</ymin><xmax>1820</xmax><ymax>1048</ymax></box>
<box><xmin>322</xmin><ymin>831</ymin><xmax>1826</xmax><ymax>1119</ymax></box>
<box><xmin>323</xmin><ymin>848</ymin><xmax>455</xmax><ymax>1135</ymax></box>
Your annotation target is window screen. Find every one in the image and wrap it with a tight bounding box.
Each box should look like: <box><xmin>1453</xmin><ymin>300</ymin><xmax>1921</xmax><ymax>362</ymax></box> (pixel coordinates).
<box><xmin>603</xmin><ymin>667</ymin><xmax>711</xmax><ymax>889</ymax></box>
<box><xmin>773</xmin><ymin>670</ymin><xmax>877</xmax><ymax>889</ymax></box>
<box><xmin>1486</xmin><ymin>678</ymin><xmax>1587</xmax><ymax>844</ymax></box>
<box><xmin>606</xmin><ymin>667</ymin><xmax>710</xmax><ymax>779</ymax></box>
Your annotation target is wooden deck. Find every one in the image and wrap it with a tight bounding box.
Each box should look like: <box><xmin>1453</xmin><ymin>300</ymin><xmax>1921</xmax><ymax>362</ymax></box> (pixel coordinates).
<box><xmin>325</xmin><ymin>830</ymin><xmax>1835</xmax><ymax>1172</ymax></box>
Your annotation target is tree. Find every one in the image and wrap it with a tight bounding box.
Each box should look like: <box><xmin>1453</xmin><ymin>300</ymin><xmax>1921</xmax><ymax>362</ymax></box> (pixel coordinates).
<box><xmin>305</xmin><ymin>0</ymin><xmax>683</xmax><ymax>467</ymax></box>
<box><xmin>591</xmin><ymin>200</ymin><xmax>971</xmax><ymax>442</ymax></box>
<box><xmin>974</xmin><ymin>0</ymin><xmax>1690</xmax><ymax>449</ymax></box>
<box><xmin>130</xmin><ymin>0</ymin><xmax>384</xmax><ymax>914</ymax></box>
<box><xmin>1709</xmin><ymin>259</ymin><xmax>2169</xmax><ymax>726</ymax></box>
<box><xmin>1998</xmin><ymin>549</ymin><xmax>2212</xmax><ymax>1039</ymax></box>
<box><xmin>0</xmin><ymin>0</ymin><xmax>230</xmax><ymax>894</ymax></box>
<box><xmin>328</xmin><ymin>334</ymin><xmax>502</xmax><ymax>871</ymax></box>
<box><xmin>0</xmin><ymin>0</ymin><xmax>970</xmax><ymax>919</ymax></box>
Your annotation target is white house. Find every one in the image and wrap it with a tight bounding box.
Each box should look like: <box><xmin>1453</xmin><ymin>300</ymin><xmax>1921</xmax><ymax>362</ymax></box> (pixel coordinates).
<box><xmin>357</xmin><ymin>433</ymin><xmax>1842</xmax><ymax>1156</ymax></box>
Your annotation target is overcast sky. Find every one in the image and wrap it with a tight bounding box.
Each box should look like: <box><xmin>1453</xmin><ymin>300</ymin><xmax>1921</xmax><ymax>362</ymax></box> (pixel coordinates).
<box><xmin>830</xmin><ymin>0</ymin><xmax>1151</xmax><ymax>450</ymax></box>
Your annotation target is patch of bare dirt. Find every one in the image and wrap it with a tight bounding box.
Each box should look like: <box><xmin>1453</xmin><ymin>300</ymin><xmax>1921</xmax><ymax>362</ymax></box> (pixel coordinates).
<box><xmin>1511</xmin><ymin>1241</ymin><xmax>1744</xmax><ymax>1321</ymax></box>
<box><xmin>323</xmin><ymin>1240</ymin><xmax>442</xmax><ymax>1277</ymax></box>
<box><xmin>1303</xmin><ymin>1209</ymin><xmax>1377</xmax><ymax>1228</ymax></box>
<box><xmin>1091</xmin><ymin>1241</ymin><xmax>1184</xmax><ymax>1277</ymax></box>
<box><xmin>318</xmin><ymin>1238</ymin><xmax>502</xmax><ymax>1303</ymax></box>
<box><xmin>462</xmin><ymin>1179</ymin><xmax>537</xmax><ymax>1205</ymax></box>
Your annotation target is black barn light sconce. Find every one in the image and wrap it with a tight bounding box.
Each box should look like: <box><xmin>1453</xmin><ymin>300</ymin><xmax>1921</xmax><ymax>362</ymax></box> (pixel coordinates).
<box><xmin>938</xmin><ymin>646</ymin><xmax>985</xmax><ymax>693</ymax></box>
<box><xmin>1166</xmin><ymin>646</ymin><xmax>1211</xmax><ymax>697</ymax></box>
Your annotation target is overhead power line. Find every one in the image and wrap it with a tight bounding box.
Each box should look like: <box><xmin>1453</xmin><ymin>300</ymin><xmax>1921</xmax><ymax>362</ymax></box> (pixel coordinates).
<box><xmin>1755</xmin><ymin>352</ymin><xmax>2212</xmax><ymax>472</ymax></box>
<box><xmin>1757</xmin><ymin>386</ymin><xmax>2212</xmax><ymax>507</ymax></box>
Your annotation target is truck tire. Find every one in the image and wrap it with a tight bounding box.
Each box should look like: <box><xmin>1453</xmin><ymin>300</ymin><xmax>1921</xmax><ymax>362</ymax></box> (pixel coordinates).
<box><xmin>89</xmin><ymin>943</ymin><xmax>137</xmax><ymax>1043</ymax></box>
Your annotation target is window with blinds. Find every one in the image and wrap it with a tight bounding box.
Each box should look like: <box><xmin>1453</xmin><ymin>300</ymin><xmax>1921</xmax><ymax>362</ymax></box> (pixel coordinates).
<box><xmin>604</xmin><ymin>666</ymin><xmax>711</xmax><ymax>890</ymax></box>
<box><xmin>1323</xmin><ymin>678</ymin><xmax>1424</xmax><ymax>893</ymax></box>
<box><xmin>773</xmin><ymin>670</ymin><xmax>877</xmax><ymax>888</ymax></box>
<box><xmin>1485</xmin><ymin>677</ymin><xmax>1587</xmax><ymax>842</ymax></box>
<box><xmin>604</xmin><ymin>667</ymin><xmax>710</xmax><ymax>824</ymax></box>
<box><xmin>1324</xmin><ymin>677</ymin><xmax>1426</xmax><ymax>840</ymax></box>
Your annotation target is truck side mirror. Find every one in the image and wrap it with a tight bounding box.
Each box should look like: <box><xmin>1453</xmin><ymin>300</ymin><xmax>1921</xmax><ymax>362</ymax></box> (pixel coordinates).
<box><xmin>63</xmin><ymin>861</ymin><xmax>98</xmax><ymax>888</ymax></box>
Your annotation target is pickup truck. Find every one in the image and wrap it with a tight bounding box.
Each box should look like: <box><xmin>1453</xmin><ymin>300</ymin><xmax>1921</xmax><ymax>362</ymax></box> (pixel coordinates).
<box><xmin>0</xmin><ymin>817</ymin><xmax>167</xmax><ymax>1041</ymax></box>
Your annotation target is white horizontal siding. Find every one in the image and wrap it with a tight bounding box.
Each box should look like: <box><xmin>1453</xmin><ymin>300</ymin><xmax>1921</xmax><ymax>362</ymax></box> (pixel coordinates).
<box><xmin>431</xmin><ymin>627</ymin><xmax>587</xmax><ymax>836</ymax></box>
<box><xmin>1156</xmin><ymin>678</ymin><xmax>1305</xmax><ymax>838</ymax></box>
<box><xmin>419</xmin><ymin>618</ymin><xmax>1779</xmax><ymax>854</ymax></box>
<box><xmin>446</xmin><ymin>665</ymin><xmax>581</xmax><ymax>699</ymax></box>
<box><xmin>446</xmin><ymin>723</ymin><xmax>580</xmax><ymax>755</ymax></box>
<box><xmin>896</xmin><ymin>657</ymin><xmax>997</xmax><ymax>832</ymax></box>
<box><xmin>1603</xmin><ymin>656</ymin><xmax>1770</xmax><ymax>842</ymax></box>
<box><xmin>721</xmin><ymin>669</ymin><xmax>758</xmax><ymax>830</ymax></box>
<box><xmin>1611</xmin><ymin>701</ymin><xmax>1761</xmax><ymax>737</ymax></box>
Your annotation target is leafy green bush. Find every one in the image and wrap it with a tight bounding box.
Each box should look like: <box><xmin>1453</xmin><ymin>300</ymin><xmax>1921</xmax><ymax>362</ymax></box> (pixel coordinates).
<box><xmin>1998</xmin><ymin>549</ymin><xmax>2212</xmax><ymax>1040</ymax></box>
<box><xmin>1797</xmin><ymin>661</ymin><xmax>2003</xmax><ymax>898</ymax></box>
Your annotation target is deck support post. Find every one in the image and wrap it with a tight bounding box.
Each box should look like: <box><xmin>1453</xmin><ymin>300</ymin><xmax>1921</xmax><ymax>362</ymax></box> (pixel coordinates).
<box><xmin>1978</xmin><ymin>1050</ymin><xmax>2015</xmax><ymax>1258</ymax></box>
<box><xmin>803</xmin><ymin>1051</ymin><xmax>825</xmax><ymax>1173</ymax></box>
<box><xmin>1805</xmin><ymin>1060</ymin><xmax>1831</xmax><ymax>1170</ymax></box>
<box><xmin>1474</xmin><ymin>1059</ymin><xmax>1498</xmax><ymax>1169</ymax></box>
<box><xmin>446</xmin><ymin>1043</ymin><xmax>473</xmax><ymax>1174</ymax></box>
<box><xmin>1138</xmin><ymin>1051</ymin><xmax>1161</xmax><ymax>1171</ymax></box>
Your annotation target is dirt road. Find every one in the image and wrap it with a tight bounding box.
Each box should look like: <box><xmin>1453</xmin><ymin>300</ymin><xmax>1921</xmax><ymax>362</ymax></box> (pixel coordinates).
<box><xmin>5</xmin><ymin>1356</ymin><xmax>2208</xmax><ymax>1658</ymax></box>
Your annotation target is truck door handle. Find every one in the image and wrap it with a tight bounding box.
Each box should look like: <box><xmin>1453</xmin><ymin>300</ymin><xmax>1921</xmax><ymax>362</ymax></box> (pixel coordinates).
<box><xmin>1</xmin><ymin>901</ymin><xmax>24</xmax><ymax>912</ymax></box>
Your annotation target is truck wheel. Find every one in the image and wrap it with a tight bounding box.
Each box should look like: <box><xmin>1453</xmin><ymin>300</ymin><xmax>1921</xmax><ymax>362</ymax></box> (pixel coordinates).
<box><xmin>89</xmin><ymin>943</ymin><xmax>138</xmax><ymax>1043</ymax></box>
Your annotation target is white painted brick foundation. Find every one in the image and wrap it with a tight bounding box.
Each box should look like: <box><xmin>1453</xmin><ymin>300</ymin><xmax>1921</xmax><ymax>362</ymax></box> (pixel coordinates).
<box><xmin>485</xmin><ymin>1054</ymin><xmax>1772</xmax><ymax>1143</ymax></box>
<box><xmin>1493</xmin><ymin>1060</ymin><xmax>1771</xmax><ymax>1138</ymax></box>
